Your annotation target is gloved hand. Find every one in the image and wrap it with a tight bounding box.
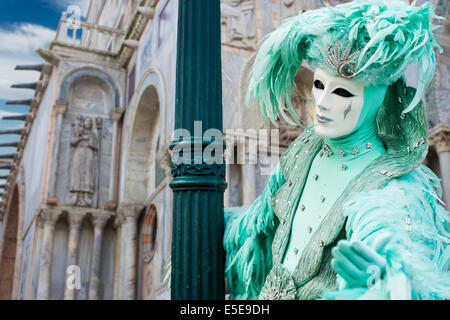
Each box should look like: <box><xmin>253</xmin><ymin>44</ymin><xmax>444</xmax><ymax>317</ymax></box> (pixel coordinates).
<box><xmin>331</xmin><ymin>235</ymin><xmax>391</xmax><ymax>289</ymax></box>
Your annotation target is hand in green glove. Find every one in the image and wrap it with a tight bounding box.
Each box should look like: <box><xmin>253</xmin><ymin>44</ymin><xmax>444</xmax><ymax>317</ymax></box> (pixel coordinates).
<box><xmin>331</xmin><ymin>235</ymin><xmax>391</xmax><ymax>289</ymax></box>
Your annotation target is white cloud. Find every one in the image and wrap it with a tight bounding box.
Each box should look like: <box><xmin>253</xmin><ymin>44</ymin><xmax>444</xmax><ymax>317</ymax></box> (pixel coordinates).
<box><xmin>0</xmin><ymin>1</ymin><xmax>91</xmax><ymax>101</ymax></box>
<box><xmin>44</xmin><ymin>0</ymin><xmax>91</xmax><ymax>18</ymax></box>
<box><xmin>0</xmin><ymin>24</ymin><xmax>55</xmax><ymax>57</ymax></box>
<box><xmin>0</xmin><ymin>24</ymin><xmax>56</xmax><ymax>100</ymax></box>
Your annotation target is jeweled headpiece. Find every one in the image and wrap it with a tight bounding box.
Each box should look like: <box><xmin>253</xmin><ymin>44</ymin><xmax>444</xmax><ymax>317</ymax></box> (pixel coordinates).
<box><xmin>247</xmin><ymin>0</ymin><xmax>442</xmax><ymax>126</ymax></box>
<box><xmin>319</xmin><ymin>42</ymin><xmax>361</xmax><ymax>79</ymax></box>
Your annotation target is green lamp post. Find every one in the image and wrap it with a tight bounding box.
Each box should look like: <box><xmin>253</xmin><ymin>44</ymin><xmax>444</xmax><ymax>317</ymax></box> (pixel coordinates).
<box><xmin>170</xmin><ymin>0</ymin><xmax>227</xmax><ymax>300</ymax></box>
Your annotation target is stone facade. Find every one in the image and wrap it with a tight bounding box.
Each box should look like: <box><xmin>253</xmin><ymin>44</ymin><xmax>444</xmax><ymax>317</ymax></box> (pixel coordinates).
<box><xmin>0</xmin><ymin>0</ymin><xmax>448</xmax><ymax>300</ymax></box>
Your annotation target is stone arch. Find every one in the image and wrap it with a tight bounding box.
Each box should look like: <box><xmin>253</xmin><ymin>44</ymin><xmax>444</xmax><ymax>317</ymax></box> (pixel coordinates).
<box><xmin>0</xmin><ymin>185</ymin><xmax>20</xmax><ymax>299</ymax></box>
<box><xmin>49</xmin><ymin>215</ymin><xmax>69</xmax><ymax>300</ymax></box>
<box><xmin>119</xmin><ymin>68</ymin><xmax>166</xmax><ymax>204</ymax></box>
<box><xmin>59</xmin><ymin>68</ymin><xmax>122</xmax><ymax>108</ymax></box>
<box><xmin>124</xmin><ymin>85</ymin><xmax>160</xmax><ymax>203</ymax></box>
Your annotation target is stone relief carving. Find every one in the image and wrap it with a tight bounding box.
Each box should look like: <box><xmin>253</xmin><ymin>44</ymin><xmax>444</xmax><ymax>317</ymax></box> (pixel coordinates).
<box><xmin>68</xmin><ymin>116</ymin><xmax>100</xmax><ymax>207</ymax></box>
<box><xmin>221</xmin><ymin>0</ymin><xmax>256</xmax><ymax>49</ymax></box>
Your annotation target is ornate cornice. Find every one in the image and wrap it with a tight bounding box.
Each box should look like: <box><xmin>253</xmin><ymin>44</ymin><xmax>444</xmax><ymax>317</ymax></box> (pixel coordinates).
<box><xmin>429</xmin><ymin>124</ymin><xmax>450</xmax><ymax>154</ymax></box>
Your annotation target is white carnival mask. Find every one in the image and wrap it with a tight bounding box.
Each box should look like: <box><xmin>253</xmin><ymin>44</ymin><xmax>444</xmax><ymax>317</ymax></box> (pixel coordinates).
<box><xmin>312</xmin><ymin>67</ymin><xmax>365</xmax><ymax>138</ymax></box>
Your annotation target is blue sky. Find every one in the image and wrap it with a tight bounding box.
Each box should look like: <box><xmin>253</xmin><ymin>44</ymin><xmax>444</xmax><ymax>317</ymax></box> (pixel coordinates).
<box><xmin>0</xmin><ymin>0</ymin><xmax>90</xmax><ymax>183</ymax></box>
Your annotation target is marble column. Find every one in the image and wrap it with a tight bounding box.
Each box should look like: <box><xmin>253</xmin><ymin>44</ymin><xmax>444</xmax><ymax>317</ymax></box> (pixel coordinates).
<box><xmin>64</xmin><ymin>212</ymin><xmax>85</xmax><ymax>300</ymax></box>
<box><xmin>117</xmin><ymin>204</ymin><xmax>142</xmax><ymax>300</ymax></box>
<box><xmin>112</xmin><ymin>216</ymin><xmax>123</xmax><ymax>300</ymax></box>
<box><xmin>47</xmin><ymin>101</ymin><xmax>68</xmax><ymax>203</ymax></box>
<box><xmin>430</xmin><ymin>125</ymin><xmax>450</xmax><ymax>208</ymax></box>
<box><xmin>36</xmin><ymin>209</ymin><xmax>60</xmax><ymax>300</ymax></box>
<box><xmin>88</xmin><ymin>213</ymin><xmax>109</xmax><ymax>300</ymax></box>
<box><xmin>27</xmin><ymin>217</ymin><xmax>45</xmax><ymax>300</ymax></box>
<box><xmin>107</xmin><ymin>108</ymin><xmax>125</xmax><ymax>208</ymax></box>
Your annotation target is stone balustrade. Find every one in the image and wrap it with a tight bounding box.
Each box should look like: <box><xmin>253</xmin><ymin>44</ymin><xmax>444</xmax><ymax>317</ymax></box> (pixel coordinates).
<box><xmin>54</xmin><ymin>12</ymin><xmax>125</xmax><ymax>54</ymax></box>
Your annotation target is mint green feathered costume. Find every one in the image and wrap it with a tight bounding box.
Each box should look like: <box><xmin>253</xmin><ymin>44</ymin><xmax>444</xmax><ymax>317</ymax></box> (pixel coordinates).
<box><xmin>223</xmin><ymin>0</ymin><xmax>450</xmax><ymax>300</ymax></box>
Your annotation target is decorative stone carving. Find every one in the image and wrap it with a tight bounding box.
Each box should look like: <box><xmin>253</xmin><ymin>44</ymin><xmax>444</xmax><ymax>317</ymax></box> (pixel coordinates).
<box><xmin>429</xmin><ymin>124</ymin><xmax>450</xmax><ymax>154</ymax></box>
<box><xmin>68</xmin><ymin>116</ymin><xmax>99</xmax><ymax>207</ymax></box>
<box><xmin>157</xmin><ymin>142</ymin><xmax>172</xmax><ymax>176</ymax></box>
<box><xmin>171</xmin><ymin>163</ymin><xmax>226</xmax><ymax>179</ymax></box>
<box><xmin>221</xmin><ymin>0</ymin><xmax>256</xmax><ymax>49</ymax></box>
<box><xmin>38</xmin><ymin>207</ymin><xmax>61</xmax><ymax>227</ymax></box>
<box><xmin>115</xmin><ymin>203</ymin><xmax>145</xmax><ymax>226</ymax></box>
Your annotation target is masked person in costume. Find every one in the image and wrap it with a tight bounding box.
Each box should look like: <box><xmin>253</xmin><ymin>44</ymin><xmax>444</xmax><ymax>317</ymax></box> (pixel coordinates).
<box><xmin>223</xmin><ymin>0</ymin><xmax>450</xmax><ymax>300</ymax></box>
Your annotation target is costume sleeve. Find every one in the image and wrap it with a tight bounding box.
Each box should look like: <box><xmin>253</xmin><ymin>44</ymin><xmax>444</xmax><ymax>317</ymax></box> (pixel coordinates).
<box><xmin>323</xmin><ymin>165</ymin><xmax>450</xmax><ymax>300</ymax></box>
<box><xmin>223</xmin><ymin>163</ymin><xmax>285</xmax><ymax>300</ymax></box>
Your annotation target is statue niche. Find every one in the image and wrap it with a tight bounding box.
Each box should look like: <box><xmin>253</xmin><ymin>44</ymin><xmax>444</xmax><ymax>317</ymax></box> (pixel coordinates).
<box><xmin>68</xmin><ymin>116</ymin><xmax>100</xmax><ymax>207</ymax></box>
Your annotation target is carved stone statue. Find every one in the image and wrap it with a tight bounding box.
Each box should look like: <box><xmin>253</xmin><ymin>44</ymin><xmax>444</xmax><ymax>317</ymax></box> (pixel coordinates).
<box><xmin>221</xmin><ymin>0</ymin><xmax>256</xmax><ymax>49</ymax></box>
<box><xmin>69</xmin><ymin>116</ymin><xmax>99</xmax><ymax>207</ymax></box>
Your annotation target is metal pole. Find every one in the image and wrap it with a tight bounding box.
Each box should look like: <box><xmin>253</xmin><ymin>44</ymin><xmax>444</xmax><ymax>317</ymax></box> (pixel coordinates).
<box><xmin>169</xmin><ymin>0</ymin><xmax>226</xmax><ymax>300</ymax></box>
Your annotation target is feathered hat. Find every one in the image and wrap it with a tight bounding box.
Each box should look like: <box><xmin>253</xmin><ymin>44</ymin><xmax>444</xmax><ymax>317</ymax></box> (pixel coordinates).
<box><xmin>246</xmin><ymin>0</ymin><xmax>443</xmax><ymax>127</ymax></box>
